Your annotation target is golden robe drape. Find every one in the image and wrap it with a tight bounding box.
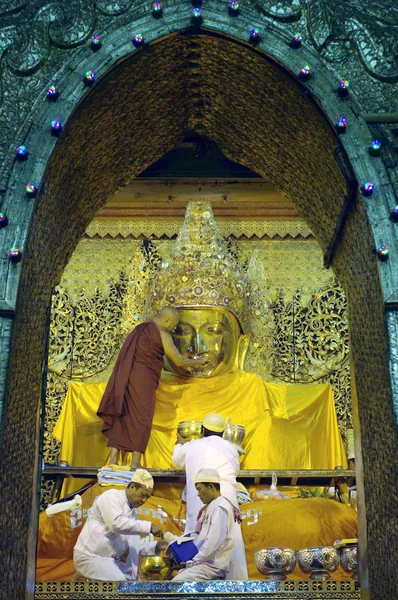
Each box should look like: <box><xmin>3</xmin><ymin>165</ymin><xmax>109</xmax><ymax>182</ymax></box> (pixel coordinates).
<box><xmin>53</xmin><ymin>370</ymin><xmax>347</xmax><ymax>496</ymax></box>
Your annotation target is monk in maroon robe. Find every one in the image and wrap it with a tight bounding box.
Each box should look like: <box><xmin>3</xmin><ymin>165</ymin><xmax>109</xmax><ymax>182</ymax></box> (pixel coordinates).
<box><xmin>97</xmin><ymin>306</ymin><xmax>206</xmax><ymax>468</ymax></box>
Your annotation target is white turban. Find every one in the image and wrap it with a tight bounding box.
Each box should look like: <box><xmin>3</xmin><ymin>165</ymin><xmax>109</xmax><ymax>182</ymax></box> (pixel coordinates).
<box><xmin>203</xmin><ymin>413</ymin><xmax>225</xmax><ymax>433</ymax></box>
<box><xmin>193</xmin><ymin>468</ymin><xmax>220</xmax><ymax>484</ymax></box>
<box><xmin>131</xmin><ymin>468</ymin><xmax>154</xmax><ymax>489</ymax></box>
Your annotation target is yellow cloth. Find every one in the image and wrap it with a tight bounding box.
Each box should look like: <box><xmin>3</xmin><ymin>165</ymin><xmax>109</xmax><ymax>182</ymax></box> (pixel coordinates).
<box><xmin>53</xmin><ymin>370</ymin><xmax>346</xmax><ymax>496</ymax></box>
<box><xmin>36</xmin><ymin>483</ymin><xmax>357</xmax><ymax>582</ymax></box>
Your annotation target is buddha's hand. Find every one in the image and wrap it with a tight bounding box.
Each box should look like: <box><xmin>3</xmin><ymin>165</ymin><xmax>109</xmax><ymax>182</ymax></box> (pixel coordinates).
<box><xmin>150</xmin><ymin>523</ymin><xmax>163</xmax><ymax>538</ymax></box>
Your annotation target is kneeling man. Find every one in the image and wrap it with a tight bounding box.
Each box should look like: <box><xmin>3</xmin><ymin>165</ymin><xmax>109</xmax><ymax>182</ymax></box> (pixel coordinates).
<box><xmin>172</xmin><ymin>468</ymin><xmax>234</xmax><ymax>581</ymax></box>
<box><xmin>74</xmin><ymin>469</ymin><xmax>167</xmax><ymax>581</ymax></box>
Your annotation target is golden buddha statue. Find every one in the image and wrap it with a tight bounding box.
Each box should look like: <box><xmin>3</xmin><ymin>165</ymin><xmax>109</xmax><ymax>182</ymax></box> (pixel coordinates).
<box><xmin>146</xmin><ymin>201</ymin><xmax>250</xmax><ymax>378</ymax></box>
<box><xmin>54</xmin><ymin>202</ymin><xmax>348</xmax><ymax>475</ymax></box>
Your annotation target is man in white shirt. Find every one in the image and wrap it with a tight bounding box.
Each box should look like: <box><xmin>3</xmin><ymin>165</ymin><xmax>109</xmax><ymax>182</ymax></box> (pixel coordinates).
<box><xmin>73</xmin><ymin>469</ymin><xmax>167</xmax><ymax>581</ymax></box>
<box><xmin>172</xmin><ymin>413</ymin><xmax>248</xmax><ymax>579</ymax></box>
<box><xmin>172</xmin><ymin>469</ymin><xmax>234</xmax><ymax>581</ymax></box>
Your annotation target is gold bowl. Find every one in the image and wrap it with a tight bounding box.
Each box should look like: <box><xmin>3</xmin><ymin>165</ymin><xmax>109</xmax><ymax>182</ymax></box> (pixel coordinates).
<box><xmin>298</xmin><ymin>546</ymin><xmax>339</xmax><ymax>580</ymax></box>
<box><xmin>139</xmin><ymin>555</ymin><xmax>174</xmax><ymax>581</ymax></box>
<box><xmin>223</xmin><ymin>423</ymin><xmax>246</xmax><ymax>446</ymax></box>
<box><xmin>254</xmin><ymin>548</ymin><xmax>296</xmax><ymax>580</ymax></box>
<box><xmin>178</xmin><ymin>421</ymin><xmax>203</xmax><ymax>441</ymax></box>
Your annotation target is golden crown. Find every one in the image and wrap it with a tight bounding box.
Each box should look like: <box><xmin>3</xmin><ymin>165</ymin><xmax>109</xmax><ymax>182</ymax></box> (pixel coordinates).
<box><xmin>146</xmin><ymin>201</ymin><xmax>251</xmax><ymax>332</ymax></box>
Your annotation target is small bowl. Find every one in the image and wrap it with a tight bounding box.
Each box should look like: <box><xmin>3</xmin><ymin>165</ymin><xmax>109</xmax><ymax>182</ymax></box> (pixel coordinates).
<box><xmin>340</xmin><ymin>544</ymin><xmax>358</xmax><ymax>579</ymax></box>
<box><xmin>177</xmin><ymin>421</ymin><xmax>203</xmax><ymax>441</ymax></box>
<box><xmin>223</xmin><ymin>424</ymin><xmax>246</xmax><ymax>446</ymax></box>
<box><xmin>298</xmin><ymin>546</ymin><xmax>339</xmax><ymax>580</ymax></box>
<box><xmin>254</xmin><ymin>547</ymin><xmax>296</xmax><ymax>580</ymax></box>
<box><xmin>139</xmin><ymin>555</ymin><xmax>174</xmax><ymax>581</ymax></box>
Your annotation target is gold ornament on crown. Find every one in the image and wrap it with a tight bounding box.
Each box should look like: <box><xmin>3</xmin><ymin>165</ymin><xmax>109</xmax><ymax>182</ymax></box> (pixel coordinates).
<box><xmin>146</xmin><ymin>201</ymin><xmax>252</xmax><ymax>332</ymax></box>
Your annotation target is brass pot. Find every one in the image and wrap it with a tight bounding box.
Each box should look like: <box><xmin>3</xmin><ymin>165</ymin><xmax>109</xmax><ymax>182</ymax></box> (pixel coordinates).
<box><xmin>177</xmin><ymin>421</ymin><xmax>203</xmax><ymax>441</ymax></box>
<box><xmin>139</xmin><ymin>555</ymin><xmax>174</xmax><ymax>581</ymax></box>
<box><xmin>223</xmin><ymin>423</ymin><xmax>246</xmax><ymax>446</ymax></box>
<box><xmin>298</xmin><ymin>546</ymin><xmax>339</xmax><ymax>580</ymax></box>
<box><xmin>254</xmin><ymin>547</ymin><xmax>296</xmax><ymax>580</ymax></box>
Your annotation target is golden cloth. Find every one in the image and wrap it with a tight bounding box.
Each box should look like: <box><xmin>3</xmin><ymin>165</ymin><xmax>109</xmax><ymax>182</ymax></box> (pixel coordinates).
<box><xmin>53</xmin><ymin>371</ymin><xmax>347</xmax><ymax>496</ymax></box>
<box><xmin>36</xmin><ymin>484</ymin><xmax>357</xmax><ymax>581</ymax></box>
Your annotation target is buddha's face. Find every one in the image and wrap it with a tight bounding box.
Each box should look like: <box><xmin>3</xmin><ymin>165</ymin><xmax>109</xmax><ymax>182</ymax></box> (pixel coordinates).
<box><xmin>164</xmin><ymin>306</ymin><xmax>246</xmax><ymax>378</ymax></box>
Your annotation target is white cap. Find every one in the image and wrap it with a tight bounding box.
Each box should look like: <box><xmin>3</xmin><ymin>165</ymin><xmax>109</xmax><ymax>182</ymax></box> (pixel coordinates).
<box><xmin>203</xmin><ymin>413</ymin><xmax>225</xmax><ymax>433</ymax></box>
<box><xmin>193</xmin><ymin>468</ymin><xmax>221</xmax><ymax>484</ymax></box>
<box><xmin>348</xmin><ymin>449</ymin><xmax>355</xmax><ymax>460</ymax></box>
<box><xmin>131</xmin><ymin>468</ymin><xmax>154</xmax><ymax>489</ymax></box>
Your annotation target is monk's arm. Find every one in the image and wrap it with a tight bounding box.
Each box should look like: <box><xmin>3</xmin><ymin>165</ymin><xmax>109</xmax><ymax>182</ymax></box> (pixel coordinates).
<box><xmin>160</xmin><ymin>331</ymin><xmax>207</xmax><ymax>368</ymax></box>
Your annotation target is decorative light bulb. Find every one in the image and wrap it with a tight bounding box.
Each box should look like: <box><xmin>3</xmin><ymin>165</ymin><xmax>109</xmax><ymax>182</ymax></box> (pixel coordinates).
<box><xmin>362</xmin><ymin>182</ymin><xmax>374</xmax><ymax>197</ymax></box>
<box><xmin>300</xmin><ymin>65</ymin><xmax>311</xmax><ymax>79</ymax></box>
<box><xmin>133</xmin><ymin>33</ymin><xmax>144</xmax><ymax>46</ymax></box>
<box><xmin>51</xmin><ymin>120</ymin><xmax>63</xmax><ymax>135</ymax></box>
<box><xmin>389</xmin><ymin>206</ymin><xmax>398</xmax><ymax>223</ymax></box>
<box><xmin>84</xmin><ymin>70</ymin><xmax>96</xmax><ymax>85</ymax></box>
<box><xmin>15</xmin><ymin>145</ymin><xmax>28</xmax><ymax>160</ymax></box>
<box><xmin>377</xmin><ymin>245</ymin><xmax>389</xmax><ymax>261</ymax></box>
<box><xmin>153</xmin><ymin>2</ymin><xmax>162</xmax><ymax>15</ymax></box>
<box><xmin>47</xmin><ymin>85</ymin><xmax>59</xmax><ymax>101</ymax></box>
<box><xmin>0</xmin><ymin>213</ymin><xmax>8</xmax><ymax>228</ymax></box>
<box><xmin>25</xmin><ymin>183</ymin><xmax>37</xmax><ymax>196</ymax></box>
<box><xmin>293</xmin><ymin>32</ymin><xmax>302</xmax><ymax>45</ymax></box>
<box><xmin>90</xmin><ymin>34</ymin><xmax>102</xmax><ymax>50</ymax></box>
<box><xmin>369</xmin><ymin>139</ymin><xmax>381</xmax><ymax>156</ymax></box>
<box><xmin>338</xmin><ymin>79</ymin><xmax>350</xmax><ymax>97</ymax></box>
<box><xmin>9</xmin><ymin>247</ymin><xmax>22</xmax><ymax>262</ymax></box>
<box><xmin>249</xmin><ymin>28</ymin><xmax>260</xmax><ymax>43</ymax></box>
<box><xmin>336</xmin><ymin>117</ymin><xmax>347</xmax><ymax>132</ymax></box>
<box><xmin>229</xmin><ymin>0</ymin><xmax>240</xmax><ymax>14</ymax></box>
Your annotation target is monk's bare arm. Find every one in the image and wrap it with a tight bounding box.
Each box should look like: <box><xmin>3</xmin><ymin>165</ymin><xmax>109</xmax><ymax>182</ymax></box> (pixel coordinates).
<box><xmin>159</xmin><ymin>330</ymin><xmax>207</xmax><ymax>368</ymax></box>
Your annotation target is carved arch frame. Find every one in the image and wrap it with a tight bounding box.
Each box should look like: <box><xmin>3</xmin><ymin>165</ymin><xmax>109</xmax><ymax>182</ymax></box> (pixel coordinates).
<box><xmin>0</xmin><ymin>2</ymin><xmax>397</xmax><ymax>600</ymax></box>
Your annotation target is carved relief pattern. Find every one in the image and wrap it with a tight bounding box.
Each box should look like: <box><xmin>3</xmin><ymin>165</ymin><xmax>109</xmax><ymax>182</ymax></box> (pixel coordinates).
<box><xmin>0</xmin><ymin>0</ymin><xmax>396</xmax><ymax>81</ymax></box>
<box><xmin>252</xmin><ymin>0</ymin><xmax>398</xmax><ymax>82</ymax></box>
<box><xmin>85</xmin><ymin>219</ymin><xmax>314</xmax><ymax>241</ymax></box>
<box><xmin>42</xmin><ymin>237</ymin><xmax>351</xmax><ymax>494</ymax></box>
<box><xmin>386</xmin><ymin>312</ymin><xmax>398</xmax><ymax>423</ymax></box>
<box><xmin>34</xmin><ymin>578</ymin><xmax>361</xmax><ymax>598</ymax></box>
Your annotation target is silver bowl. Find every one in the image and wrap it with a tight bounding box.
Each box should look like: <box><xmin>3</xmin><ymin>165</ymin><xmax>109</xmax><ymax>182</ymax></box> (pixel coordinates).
<box><xmin>139</xmin><ymin>555</ymin><xmax>174</xmax><ymax>581</ymax></box>
<box><xmin>340</xmin><ymin>545</ymin><xmax>358</xmax><ymax>580</ymax></box>
<box><xmin>254</xmin><ymin>548</ymin><xmax>296</xmax><ymax>580</ymax></box>
<box><xmin>223</xmin><ymin>424</ymin><xmax>246</xmax><ymax>446</ymax></box>
<box><xmin>177</xmin><ymin>421</ymin><xmax>203</xmax><ymax>441</ymax></box>
<box><xmin>298</xmin><ymin>546</ymin><xmax>339</xmax><ymax>580</ymax></box>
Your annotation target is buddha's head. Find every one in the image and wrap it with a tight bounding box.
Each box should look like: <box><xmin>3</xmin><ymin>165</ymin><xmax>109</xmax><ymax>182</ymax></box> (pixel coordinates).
<box><xmin>147</xmin><ymin>201</ymin><xmax>251</xmax><ymax>378</ymax></box>
<box><xmin>164</xmin><ymin>305</ymin><xmax>249</xmax><ymax>377</ymax></box>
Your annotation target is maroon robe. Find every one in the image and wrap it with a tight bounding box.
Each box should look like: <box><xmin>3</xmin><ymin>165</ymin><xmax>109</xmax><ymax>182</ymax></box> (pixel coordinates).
<box><xmin>97</xmin><ymin>322</ymin><xmax>164</xmax><ymax>453</ymax></box>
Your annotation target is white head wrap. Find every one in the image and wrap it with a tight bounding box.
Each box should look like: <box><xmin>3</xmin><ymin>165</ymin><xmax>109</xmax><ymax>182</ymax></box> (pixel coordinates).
<box><xmin>203</xmin><ymin>413</ymin><xmax>225</xmax><ymax>433</ymax></box>
<box><xmin>193</xmin><ymin>468</ymin><xmax>221</xmax><ymax>484</ymax></box>
<box><xmin>130</xmin><ymin>468</ymin><xmax>154</xmax><ymax>489</ymax></box>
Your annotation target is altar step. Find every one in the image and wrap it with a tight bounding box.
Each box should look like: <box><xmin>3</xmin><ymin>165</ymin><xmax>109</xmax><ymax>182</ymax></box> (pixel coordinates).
<box><xmin>42</xmin><ymin>466</ymin><xmax>355</xmax><ymax>504</ymax></box>
<box><xmin>34</xmin><ymin>579</ymin><xmax>361</xmax><ymax>599</ymax></box>
<box><xmin>42</xmin><ymin>465</ymin><xmax>355</xmax><ymax>486</ymax></box>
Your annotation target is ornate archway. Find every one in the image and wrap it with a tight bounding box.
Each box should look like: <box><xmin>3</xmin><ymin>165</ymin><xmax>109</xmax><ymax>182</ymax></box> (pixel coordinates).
<box><xmin>0</xmin><ymin>4</ymin><xmax>397</xmax><ymax>599</ymax></box>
